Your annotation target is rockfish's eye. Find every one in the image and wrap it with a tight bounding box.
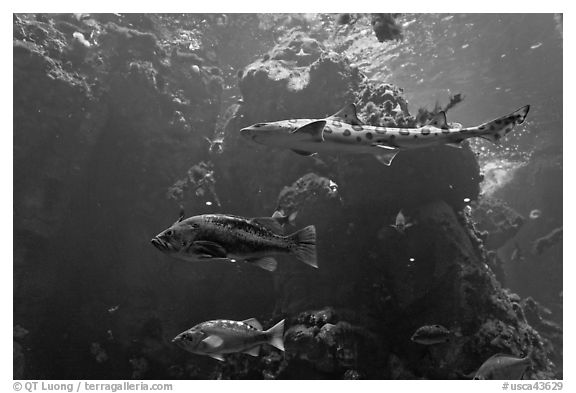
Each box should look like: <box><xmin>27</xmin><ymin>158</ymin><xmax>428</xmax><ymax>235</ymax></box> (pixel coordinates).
<box><xmin>165</xmin><ymin>230</ymin><xmax>173</xmax><ymax>237</ymax></box>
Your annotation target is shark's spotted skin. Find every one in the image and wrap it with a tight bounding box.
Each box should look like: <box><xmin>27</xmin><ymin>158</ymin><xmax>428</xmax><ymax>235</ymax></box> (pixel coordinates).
<box><xmin>240</xmin><ymin>103</ymin><xmax>530</xmax><ymax>166</ymax></box>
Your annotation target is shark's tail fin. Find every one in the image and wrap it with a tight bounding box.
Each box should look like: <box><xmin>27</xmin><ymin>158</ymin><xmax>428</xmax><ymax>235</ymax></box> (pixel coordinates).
<box><xmin>468</xmin><ymin>105</ymin><xmax>530</xmax><ymax>144</ymax></box>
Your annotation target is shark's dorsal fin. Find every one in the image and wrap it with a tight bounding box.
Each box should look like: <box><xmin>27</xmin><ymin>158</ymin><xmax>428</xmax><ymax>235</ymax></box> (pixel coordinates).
<box><xmin>290</xmin><ymin>120</ymin><xmax>326</xmax><ymax>142</ymax></box>
<box><xmin>426</xmin><ymin>112</ymin><xmax>449</xmax><ymax>129</ymax></box>
<box><xmin>328</xmin><ymin>104</ymin><xmax>364</xmax><ymax>126</ymax></box>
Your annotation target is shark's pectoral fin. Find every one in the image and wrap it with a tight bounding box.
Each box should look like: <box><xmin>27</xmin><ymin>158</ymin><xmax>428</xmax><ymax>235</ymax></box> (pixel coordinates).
<box><xmin>290</xmin><ymin>120</ymin><xmax>326</xmax><ymax>142</ymax></box>
<box><xmin>291</xmin><ymin>149</ymin><xmax>316</xmax><ymax>156</ymax></box>
<box><xmin>373</xmin><ymin>145</ymin><xmax>400</xmax><ymax>166</ymax></box>
<box><xmin>327</xmin><ymin>103</ymin><xmax>364</xmax><ymax>126</ymax></box>
<box><xmin>426</xmin><ymin>111</ymin><xmax>449</xmax><ymax>129</ymax></box>
<box><xmin>191</xmin><ymin>241</ymin><xmax>228</xmax><ymax>258</ymax></box>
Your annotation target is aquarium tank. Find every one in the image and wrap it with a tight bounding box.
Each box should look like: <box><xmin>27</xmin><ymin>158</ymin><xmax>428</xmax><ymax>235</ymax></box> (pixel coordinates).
<box><xmin>13</xmin><ymin>13</ymin><xmax>562</xmax><ymax>380</ymax></box>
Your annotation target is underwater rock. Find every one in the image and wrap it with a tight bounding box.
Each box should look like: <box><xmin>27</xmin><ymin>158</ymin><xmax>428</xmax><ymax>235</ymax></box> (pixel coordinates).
<box><xmin>276</xmin><ymin>173</ymin><xmax>340</xmax><ymax>215</ymax></box>
<box><xmin>532</xmin><ymin>227</ymin><xmax>562</xmax><ymax>255</ymax></box>
<box><xmin>491</xmin><ymin>147</ymin><xmax>562</xmax><ymax>303</ymax></box>
<box><xmin>167</xmin><ymin>161</ymin><xmax>221</xmax><ymax>207</ymax></box>
<box><xmin>472</xmin><ymin>197</ymin><xmax>525</xmax><ymax>250</ymax></box>
<box><xmin>90</xmin><ymin>342</ymin><xmax>108</xmax><ymax>363</ymax></box>
<box><xmin>216</xmin><ymin>28</ymin><xmax>559</xmax><ymax>380</ymax></box>
<box><xmin>14</xmin><ymin>13</ymin><xmax>227</xmax><ymax>379</ymax></box>
<box><xmin>14</xmin><ymin>341</ymin><xmax>25</xmax><ymax>379</ymax></box>
<box><xmin>283</xmin><ymin>309</ymin><xmax>381</xmax><ymax>376</ymax></box>
<box><xmin>521</xmin><ymin>297</ymin><xmax>562</xmax><ymax>335</ymax></box>
<box><xmin>370</xmin><ymin>14</ymin><xmax>403</xmax><ymax>42</ymax></box>
<box><xmin>268</xmin><ymin>31</ymin><xmax>322</xmax><ymax>66</ymax></box>
<box><xmin>129</xmin><ymin>357</ymin><xmax>149</xmax><ymax>379</ymax></box>
<box><xmin>238</xmin><ymin>33</ymin><xmax>360</xmax><ymax>118</ymax></box>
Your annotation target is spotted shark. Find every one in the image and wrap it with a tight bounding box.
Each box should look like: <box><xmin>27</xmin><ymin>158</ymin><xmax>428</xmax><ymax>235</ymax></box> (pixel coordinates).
<box><xmin>240</xmin><ymin>103</ymin><xmax>530</xmax><ymax>166</ymax></box>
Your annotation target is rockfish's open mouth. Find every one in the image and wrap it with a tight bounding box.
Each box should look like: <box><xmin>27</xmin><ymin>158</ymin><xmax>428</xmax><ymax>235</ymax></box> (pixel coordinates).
<box><xmin>150</xmin><ymin>237</ymin><xmax>168</xmax><ymax>251</ymax></box>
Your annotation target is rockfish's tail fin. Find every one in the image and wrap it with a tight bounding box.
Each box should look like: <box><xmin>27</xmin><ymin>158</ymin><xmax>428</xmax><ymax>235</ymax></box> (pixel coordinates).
<box><xmin>289</xmin><ymin>225</ymin><xmax>318</xmax><ymax>268</ymax></box>
<box><xmin>468</xmin><ymin>105</ymin><xmax>530</xmax><ymax>144</ymax></box>
<box><xmin>266</xmin><ymin>319</ymin><xmax>285</xmax><ymax>351</ymax></box>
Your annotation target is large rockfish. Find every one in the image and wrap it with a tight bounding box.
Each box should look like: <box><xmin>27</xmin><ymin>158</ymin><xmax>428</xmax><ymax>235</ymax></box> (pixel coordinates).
<box><xmin>173</xmin><ymin>318</ymin><xmax>285</xmax><ymax>361</ymax></box>
<box><xmin>150</xmin><ymin>212</ymin><xmax>317</xmax><ymax>271</ymax></box>
<box><xmin>240</xmin><ymin>103</ymin><xmax>530</xmax><ymax>166</ymax></box>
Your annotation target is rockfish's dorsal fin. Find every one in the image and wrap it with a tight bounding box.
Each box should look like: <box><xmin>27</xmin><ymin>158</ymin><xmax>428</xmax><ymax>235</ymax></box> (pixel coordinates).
<box><xmin>290</xmin><ymin>120</ymin><xmax>326</xmax><ymax>142</ymax></box>
<box><xmin>250</xmin><ymin>217</ymin><xmax>283</xmax><ymax>233</ymax></box>
<box><xmin>328</xmin><ymin>104</ymin><xmax>364</xmax><ymax>126</ymax></box>
<box><xmin>426</xmin><ymin>111</ymin><xmax>449</xmax><ymax>129</ymax></box>
<box><xmin>242</xmin><ymin>318</ymin><xmax>263</xmax><ymax>330</ymax></box>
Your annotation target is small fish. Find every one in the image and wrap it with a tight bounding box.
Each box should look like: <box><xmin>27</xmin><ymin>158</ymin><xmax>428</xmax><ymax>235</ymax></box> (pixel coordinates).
<box><xmin>473</xmin><ymin>352</ymin><xmax>533</xmax><ymax>380</ymax></box>
<box><xmin>390</xmin><ymin>210</ymin><xmax>413</xmax><ymax>234</ymax></box>
<box><xmin>410</xmin><ymin>324</ymin><xmax>460</xmax><ymax>345</ymax></box>
<box><xmin>72</xmin><ymin>31</ymin><xmax>91</xmax><ymax>48</ymax></box>
<box><xmin>107</xmin><ymin>305</ymin><xmax>120</xmax><ymax>314</ymax></box>
<box><xmin>510</xmin><ymin>243</ymin><xmax>525</xmax><ymax>264</ymax></box>
<box><xmin>173</xmin><ymin>318</ymin><xmax>285</xmax><ymax>361</ymax></box>
<box><xmin>295</xmin><ymin>48</ymin><xmax>309</xmax><ymax>57</ymax></box>
<box><xmin>151</xmin><ymin>211</ymin><xmax>317</xmax><ymax>271</ymax></box>
<box><xmin>203</xmin><ymin>136</ymin><xmax>225</xmax><ymax>154</ymax></box>
<box><xmin>328</xmin><ymin>179</ymin><xmax>339</xmax><ymax>198</ymax></box>
<box><xmin>529</xmin><ymin>209</ymin><xmax>542</xmax><ymax>220</ymax></box>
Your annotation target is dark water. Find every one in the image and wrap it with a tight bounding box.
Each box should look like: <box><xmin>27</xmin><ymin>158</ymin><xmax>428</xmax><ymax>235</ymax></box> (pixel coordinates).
<box><xmin>13</xmin><ymin>13</ymin><xmax>562</xmax><ymax>380</ymax></box>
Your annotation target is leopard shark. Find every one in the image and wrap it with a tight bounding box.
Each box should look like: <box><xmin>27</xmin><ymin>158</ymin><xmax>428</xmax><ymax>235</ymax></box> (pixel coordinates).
<box><xmin>240</xmin><ymin>103</ymin><xmax>530</xmax><ymax>166</ymax></box>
